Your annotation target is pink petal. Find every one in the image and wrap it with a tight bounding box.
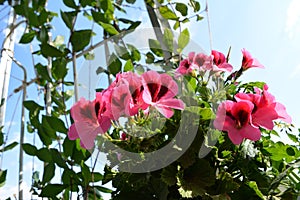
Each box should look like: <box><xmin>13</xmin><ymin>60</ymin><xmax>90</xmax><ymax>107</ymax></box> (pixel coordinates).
<box><xmin>68</xmin><ymin>124</ymin><xmax>79</xmax><ymax>140</ymax></box>
<box><xmin>274</xmin><ymin>103</ymin><xmax>292</xmax><ymax>123</ymax></box>
<box><xmin>159</xmin><ymin>74</ymin><xmax>178</xmax><ymax>99</ymax></box>
<box><xmin>98</xmin><ymin>116</ymin><xmax>111</xmax><ymax>133</ymax></box>
<box><xmin>252</xmin><ymin>106</ymin><xmax>278</xmax><ymax>130</ymax></box>
<box><xmin>227</xmin><ymin>128</ymin><xmax>244</xmax><ymax>145</ymax></box>
<box><xmin>214</xmin><ymin>115</ymin><xmax>235</xmax><ymax>132</ymax></box>
<box><xmin>240</xmin><ymin>125</ymin><xmax>261</xmax><ymax>142</ymax></box>
<box><xmin>75</xmin><ymin>121</ymin><xmax>100</xmax><ymax>150</ymax></box>
<box><xmin>157</xmin><ymin>98</ymin><xmax>185</xmax><ymax>110</ymax></box>
<box><xmin>155</xmin><ymin>105</ymin><xmax>174</xmax><ymax>118</ymax></box>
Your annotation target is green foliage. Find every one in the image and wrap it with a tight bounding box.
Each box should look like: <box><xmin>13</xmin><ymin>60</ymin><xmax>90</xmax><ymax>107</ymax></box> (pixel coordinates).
<box><xmin>4</xmin><ymin>0</ymin><xmax>300</xmax><ymax>199</ymax></box>
<box><xmin>159</xmin><ymin>6</ymin><xmax>178</xmax><ymax>20</ymax></box>
<box><xmin>70</xmin><ymin>30</ymin><xmax>92</xmax><ymax>52</ymax></box>
<box><xmin>178</xmin><ymin>28</ymin><xmax>190</xmax><ymax>52</ymax></box>
<box><xmin>0</xmin><ymin>170</ymin><xmax>7</xmax><ymax>187</ymax></box>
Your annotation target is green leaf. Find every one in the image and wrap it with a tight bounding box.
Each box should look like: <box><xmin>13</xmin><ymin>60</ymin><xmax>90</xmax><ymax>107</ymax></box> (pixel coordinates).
<box><xmin>99</xmin><ymin>22</ymin><xmax>119</xmax><ymax>35</ymax></box>
<box><xmin>114</xmin><ymin>44</ymin><xmax>131</xmax><ymax>60</ymax></box>
<box><xmin>50</xmin><ymin>149</ymin><xmax>68</xmax><ymax>168</ymax></box>
<box><xmin>127</xmin><ymin>44</ymin><xmax>141</xmax><ymax>61</ymax></box>
<box><xmin>91</xmin><ymin>10</ymin><xmax>108</xmax><ymax>24</ymax></box>
<box><xmin>40</xmin><ymin>184</ymin><xmax>67</xmax><ymax>197</ymax></box>
<box><xmin>108</xmin><ymin>53</ymin><xmax>122</xmax><ymax>76</ymax></box>
<box><xmin>71</xmin><ymin>140</ymin><xmax>91</xmax><ymax>163</ymax></box>
<box><xmin>185</xmin><ymin>106</ymin><xmax>214</xmax><ymax>120</ymax></box>
<box><xmin>126</xmin><ymin>0</ymin><xmax>136</xmax><ymax>3</ymax></box>
<box><xmin>81</xmin><ymin>160</ymin><xmax>91</xmax><ymax>185</ymax></box>
<box><xmin>0</xmin><ymin>128</ymin><xmax>3</xmax><ymax>146</ymax></box>
<box><xmin>80</xmin><ymin>0</ymin><xmax>94</xmax><ymax>7</ymax></box>
<box><xmin>70</xmin><ymin>30</ymin><xmax>92</xmax><ymax>52</ymax></box>
<box><xmin>43</xmin><ymin>115</ymin><xmax>68</xmax><ymax>134</ymax></box>
<box><xmin>41</xmin><ymin>116</ymin><xmax>57</xmax><ymax>139</ymax></box>
<box><xmin>0</xmin><ymin>170</ymin><xmax>7</xmax><ymax>187</ymax></box>
<box><xmin>163</xmin><ymin>28</ymin><xmax>174</xmax><ymax>52</ymax></box>
<box><xmin>124</xmin><ymin>60</ymin><xmax>134</xmax><ymax>72</ymax></box>
<box><xmin>84</xmin><ymin>52</ymin><xmax>95</xmax><ymax>60</ymax></box>
<box><xmin>35</xmin><ymin>63</ymin><xmax>52</xmax><ymax>82</ymax></box>
<box><xmin>178</xmin><ymin>28</ymin><xmax>190</xmax><ymax>52</ymax></box>
<box><xmin>42</xmin><ymin>163</ymin><xmax>55</xmax><ymax>184</ymax></box>
<box><xmin>24</xmin><ymin>101</ymin><xmax>44</xmax><ymax>112</ymax></box>
<box><xmin>161</xmin><ymin>165</ymin><xmax>177</xmax><ymax>186</ymax></box>
<box><xmin>127</xmin><ymin>21</ymin><xmax>141</xmax><ymax>30</ymax></box>
<box><xmin>94</xmin><ymin>185</ymin><xmax>113</xmax><ymax>193</ymax></box>
<box><xmin>189</xmin><ymin>0</ymin><xmax>201</xmax><ymax>12</ymax></box>
<box><xmin>159</xmin><ymin>6</ymin><xmax>178</xmax><ymax>20</ymax></box>
<box><xmin>52</xmin><ymin>58</ymin><xmax>68</xmax><ymax>80</ymax></box>
<box><xmin>13</xmin><ymin>4</ymin><xmax>26</xmax><ymax>16</ymax></box>
<box><xmin>287</xmin><ymin>133</ymin><xmax>298</xmax><ymax>143</ymax></box>
<box><xmin>173</xmin><ymin>21</ymin><xmax>180</xmax><ymax>30</ymax></box>
<box><xmin>286</xmin><ymin>147</ymin><xmax>296</xmax><ymax>156</ymax></box>
<box><xmin>176</xmin><ymin>3</ymin><xmax>188</xmax><ymax>16</ymax></box>
<box><xmin>37</xmin><ymin>148</ymin><xmax>53</xmax><ymax>163</ymax></box>
<box><xmin>92</xmin><ymin>172</ymin><xmax>103</xmax><ymax>182</ymax></box>
<box><xmin>63</xmin><ymin>137</ymin><xmax>74</xmax><ymax>158</ymax></box>
<box><xmin>0</xmin><ymin>142</ymin><xmax>18</xmax><ymax>152</ymax></box>
<box><xmin>145</xmin><ymin>52</ymin><xmax>155</xmax><ymax>64</ymax></box>
<box><xmin>221</xmin><ymin>150</ymin><xmax>232</xmax><ymax>158</ymax></box>
<box><xmin>247</xmin><ymin>181</ymin><xmax>266</xmax><ymax>200</ymax></box>
<box><xmin>37</xmin><ymin>25</ymin><xmax>49</xmax><ymax>43</ymax></box>
<box><xmin>22</xmin><ymin>143</ymin><xmax>38</xmax><ymax>156</ymax></box>
<box><xmin>19</xmin><ymin>31</ymin><xmax>36</xmax><ymax>44</ymax></box>
<box><xmin>28</xmin><ymin>9</ymin><xmax>40</xmax><ymax>27</ymax></box>
<box><xmin>196</xmin><ymin>14</ymin><xmax>203</xmax><ymax>21</ymax></box>
<box><xmin>149</xmin><ymin>39</ymin><xmax>163</xmax><ymax>57</ymax></box>
<box><xmin>60</xmin><ymin>11</ymin><xmax>76</xmax><ymax>30</ymax></box>
<box><xmin>63</xmin><ymin>0</ymin><xmax>78</xmax><ymax>9</ymax></box>
<box><xmin>40</xmin><ymin>43</ymin><xmax>64</xmax><ymax>58</ymax></box>
<box><xmin>37</xmin><ymin>126</ymin><xmax>52</xmax><ymax>146</ymax></box>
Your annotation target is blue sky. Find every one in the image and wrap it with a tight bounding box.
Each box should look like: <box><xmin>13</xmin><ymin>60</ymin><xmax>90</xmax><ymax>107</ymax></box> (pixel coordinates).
<box><xmin>1</xmin><ymin>0</ymin><xmax>300</xmax><ymax>199</ymax></box>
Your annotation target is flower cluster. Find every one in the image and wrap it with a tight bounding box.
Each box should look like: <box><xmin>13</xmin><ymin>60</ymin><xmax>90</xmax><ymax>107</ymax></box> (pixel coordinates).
<box><xmin>176</xmin><ymin>50</ymin><xmax>233</xmax><ymax>76</ymax></box>
<box><xmin>177</xmin><ymin>48</ymin><xmax>291</xmax><ymax>145</ymax></box>
<box><xmin>68</xmin><ymin>70</ymin><xmax>185</xmax><ymax>149</ymax></box>
<box><xmin>213</xmin><ymin>85</ymin><xmax>292</xmax><ymax>144</ymax></box>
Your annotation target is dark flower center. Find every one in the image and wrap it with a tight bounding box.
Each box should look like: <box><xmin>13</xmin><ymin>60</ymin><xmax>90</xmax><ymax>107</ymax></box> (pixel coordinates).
<box><xmin>235</xmin><ymin>110</ymin><xmax>250</xmax><ymax>129</ymax></box>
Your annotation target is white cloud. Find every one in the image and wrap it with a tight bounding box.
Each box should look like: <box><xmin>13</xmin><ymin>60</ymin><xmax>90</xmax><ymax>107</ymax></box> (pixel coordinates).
<box><xmin>285</xmin><ymin>0</ymin><xmax>300</xmax><ymax>39</ymax></box>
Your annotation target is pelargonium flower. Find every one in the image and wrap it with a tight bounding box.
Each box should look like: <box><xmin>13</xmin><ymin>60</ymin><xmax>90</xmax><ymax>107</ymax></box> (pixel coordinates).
<box><xmin>102</xmin><ymin>72</ymin><xmax>148</xmax><ymax>119</ymax></box>
<box><xmin>235</xmin><ymin>84</ymin><xmax>292</xmax><ymax>130</ymax></box>
<box><xmin>211</xmin><ymin>50</ymin><xmax>233</xmax><ymax>73</ymax></box>
<box><xmin>214</xmin><ymin>100</ymin><xmax>261</xmax><ymax>145</ymax></box>
<box><xmin>68</xmin><ymin>97</ymin><xmax>111</xmax><ymax>149</ymax></box>
<box><xmin>192</xmin><ymin>53</ymin><xmax>213</xmax><ymax>71</ymax></box>
<box><xmin>176</xmin><ymin>52</ymin><xmax>197</xmax><ymax>76</ymax></box>
<box><xmin>241</xmin><ymin>48</ymin><xmax>264</xmax><ymax>70</ymax></box>
<box><xmin>176</xmin><ymin>52</ymin><xmax>212</xmax><ymax>76</ymax></box>
<box><xmin>142</xmin><ymin>70</ymin><xmax>185</xmax><ymax>118</ymax></box>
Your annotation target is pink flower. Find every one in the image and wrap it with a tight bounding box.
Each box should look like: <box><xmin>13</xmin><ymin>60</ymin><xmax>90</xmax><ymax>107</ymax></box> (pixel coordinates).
<box><xmin>142</xmin><ymin>71</ymin><xmax>185</xmax><ymax>118</ymax></box>
<box><xmin>176</xmin><ymin>52</ymin><xmax>212</xmax><ymax>76</ymax></box>
<box><xmin>118</xmin><ymin>72</ymin><xmax>148</xmax><ymax>116</ymax></box>
<box><xmin>214</xmin><ymin>100</ymin><xmax>261</xmax><ymax>145</ymax></box>
<box><xmin>68</xmin><ymin>97</ymin><xmax>111</xmax><ymax>149</ymax></box>
<box><xmin>235</xmin><ymin>84</ymin><xmax>292</xmax><ymax>130</ymax></box>
<box><xmin>241</xmin><ymin>49</ymin><xmax>264</xmax><ymax>70</ymax></box>
<box><xmin>176</xmin><ymin>52</ymin><xmax>197</xmax><ymax>76</ymax></box>
<box><xmin>211</xmin><ymin>50</ymin><xmax>233</xmax><ymax>72</ymax></box>
<box><xmin>102</xmin><ymin>72</ymin><xmax>148</xmax><ymax>119</ymax></box>
<box><xmin>192</xmin><ymin>53</ymin><xmax>213</xmax><ymax>71</ymax></box>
